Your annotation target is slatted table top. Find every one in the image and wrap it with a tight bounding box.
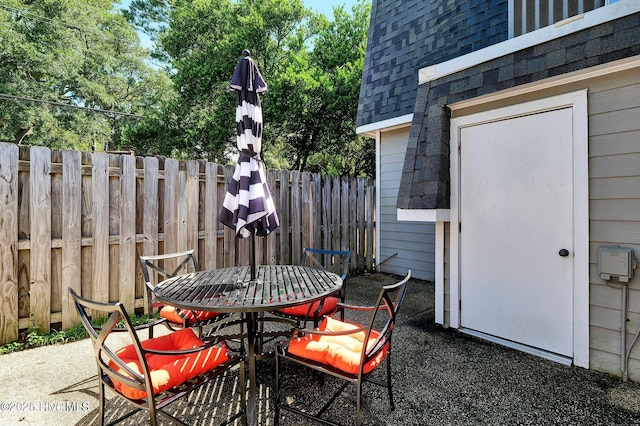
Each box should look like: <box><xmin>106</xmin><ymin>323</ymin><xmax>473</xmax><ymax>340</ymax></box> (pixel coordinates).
<box><xmin>153</xmin><ymin>265</ymin><xmax>343</xmax><ymax>313</ymax></box>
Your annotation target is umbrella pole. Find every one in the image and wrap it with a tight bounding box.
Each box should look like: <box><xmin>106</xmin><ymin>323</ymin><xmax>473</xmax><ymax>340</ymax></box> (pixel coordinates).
<box><xmin>250</xmin><ymin>232</ymin><xmax>256</xmax><ymax>280</ymax></box>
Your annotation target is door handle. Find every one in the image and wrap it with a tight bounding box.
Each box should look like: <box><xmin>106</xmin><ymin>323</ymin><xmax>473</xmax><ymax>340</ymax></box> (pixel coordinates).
<box><xmin>559</xmin><ymin>249</ymin><xmax>569</xmax><ymax>257</ymax></box>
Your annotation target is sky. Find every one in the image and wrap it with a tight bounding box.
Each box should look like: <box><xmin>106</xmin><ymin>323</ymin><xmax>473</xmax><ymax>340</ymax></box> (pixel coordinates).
<box><xmin>305</xmin><ymin>0</ymin><xmax>361</xmax><ymax>18</ymax></box>
<box><xmin>119</xmin><ymin>0</ymin><xmax>363</xmax><ymax>51</ymax></box>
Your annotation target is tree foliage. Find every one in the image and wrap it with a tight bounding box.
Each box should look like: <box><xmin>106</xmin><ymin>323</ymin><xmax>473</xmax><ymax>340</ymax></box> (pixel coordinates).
<box><xmin>126</xmin><ymin>0</ymin><xmax>372</xmax><ymax>176</ymax></box>
<box><xmin>269</xmin><ymin>1</ymin><xmax>372</xmax><ymax>176</ymax></box>
<box><xmin>0</xmin><ymin>0</ymin><xmax>170</xmax><ymax>151</ymax></box>
<box><xmin>1</xmin><ymin>0</ymin><xmax>373</xmax><ymax>178</ymax></box>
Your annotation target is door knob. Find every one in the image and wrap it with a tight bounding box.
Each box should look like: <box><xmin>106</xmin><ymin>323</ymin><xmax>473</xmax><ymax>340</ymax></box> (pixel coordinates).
<box><xmin>559</xmin><ymin>249</ymin><xmax>569</xmax><ymax>257</ymax></box>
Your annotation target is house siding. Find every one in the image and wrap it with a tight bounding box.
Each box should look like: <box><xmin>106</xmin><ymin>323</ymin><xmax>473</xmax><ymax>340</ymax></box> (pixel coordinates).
<box><xmin>440</xmin><ymin>65</ymin><xmax>640</xmax><ymax>375</ymax></box>
<box><xmin>379</xmin><ymin>128</ymin><xmax>434</xmax><ymax>280</ymax></box>
<box><xmin>360</xmin><ymin>0</ymin><xmax>640</xmax><ymax>378</ymax></box>
<box><xmin>357</xmin><ymin>0</ymin><xmax>508</xmax><ymax>128</ymax></box>
<box><xmin>443</xmin><ymin>221</ymin><xmax>451</xmax><ymax>326</ymax></box>
<box><xmin>587</xmin><ymin>69</ymin><xmax>640</xmax><ymax>380</ymax></box>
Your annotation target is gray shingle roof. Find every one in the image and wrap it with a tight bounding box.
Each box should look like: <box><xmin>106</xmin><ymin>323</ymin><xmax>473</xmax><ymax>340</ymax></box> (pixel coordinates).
<box><xmin>397</xmin><ymin>13</ymin><xmax>640</xmax><ymax>210</ymax></box>
<box><xmin>357</xmin><ymin>0</ymin><xmax>509</xmax><ymax>128</ymax></box>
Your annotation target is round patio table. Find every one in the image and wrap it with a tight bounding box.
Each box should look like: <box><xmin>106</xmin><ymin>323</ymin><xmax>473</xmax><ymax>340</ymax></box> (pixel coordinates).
<box><xmin>152</xmin><ymin>264</ymin><xmax>343</xmax><ymax>425</ymax></box>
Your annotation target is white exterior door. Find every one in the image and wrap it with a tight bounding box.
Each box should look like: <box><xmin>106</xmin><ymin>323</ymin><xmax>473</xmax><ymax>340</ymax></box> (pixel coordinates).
<box><xmin>459</xmin><ymin>107</ymin><xmax>574</xmax><ymax>358</ymax></box>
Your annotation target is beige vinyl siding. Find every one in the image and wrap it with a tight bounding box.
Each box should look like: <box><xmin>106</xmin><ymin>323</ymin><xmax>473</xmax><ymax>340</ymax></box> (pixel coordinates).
<box><xmin>588</xmin><ymin>68</ymin><xmax>640</xmax><ymax>379</ymax></box>
<box><xmin>379</xmin><ymin>128</ymin><xmax>435</xmax><ymax>280</ymax></box>
<box><xmin>444</xmin><ymin>222</ymin><xmax>451</xmax><ymax>326</ymax></box>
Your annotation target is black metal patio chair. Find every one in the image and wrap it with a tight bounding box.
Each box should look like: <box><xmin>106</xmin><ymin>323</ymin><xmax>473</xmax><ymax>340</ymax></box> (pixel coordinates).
<box><xmin>140</xmin><ymin>250</ymin><xmax>230</xmax><ymax>338</ymax></box>
<box><xmin>274</xmin><ymin>270</ymin><xmax>411</xmax><ymax>426</ymax></box>
<box><xmin>69</xmin><ymin>288</ymin><xmax>246</xmax><ymax>426</ymax></box>
<box><xmin>273</xmin><ymin>248</ymin><xmax>351</xmax><ymax>327</ymax></box>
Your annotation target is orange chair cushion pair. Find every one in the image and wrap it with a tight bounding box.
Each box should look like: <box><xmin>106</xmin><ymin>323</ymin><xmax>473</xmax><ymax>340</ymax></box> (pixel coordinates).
<box><xmin>110</xmin><ymin>328</ymin><xmax>230</xmax><ymax>400</ymax></box>
<box><xmin>159</xmin><ymin>305</ymin><xmax>221</xmax><ymax>326</ymax></box>
<box><xmin>277</xmin><ymin>296</ymin><xmax>339</xmax><ymax>318</ymax></box>
<box><xmin>287</xmin><ymin>316</ymin><xmax>388</xmax><ymax>375</ymax></box>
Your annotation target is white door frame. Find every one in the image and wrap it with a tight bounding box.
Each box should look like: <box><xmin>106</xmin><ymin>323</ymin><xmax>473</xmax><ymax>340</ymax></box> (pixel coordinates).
<box><xmin>449</xmin><ymin>90</ymin><xmax>589</xmax><ymax>368</ymax></box>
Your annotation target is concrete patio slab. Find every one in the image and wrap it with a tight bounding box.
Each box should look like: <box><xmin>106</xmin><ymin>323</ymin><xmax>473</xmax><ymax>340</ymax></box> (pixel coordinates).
<box><xmin>2</xmin><ymin>272</ymin><xmax>640</xmax><ymax>425</ymax></box>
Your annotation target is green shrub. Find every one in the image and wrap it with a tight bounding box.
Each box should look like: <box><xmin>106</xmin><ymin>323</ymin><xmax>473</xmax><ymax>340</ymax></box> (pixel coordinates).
<box><xmin>0</xmin><ymin>313</ymin><xmax>155</xmax><ymax>355</ymax></box>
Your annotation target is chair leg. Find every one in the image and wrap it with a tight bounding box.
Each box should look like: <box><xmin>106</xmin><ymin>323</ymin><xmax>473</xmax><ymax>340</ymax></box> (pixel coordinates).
<box><xmin>98</xmin><ymin>379</ymin><xmax>105</xmax><ymax>426</ymax></box>
<box><xmin>274</xmin><ymin>354</ymin><xmax>281</xmax><ymax>425</ymax></box>
<box><xmin>356</xmin><ymin>380</ymin><xmax>362</xmax><ymax>426</ymax></box>
<box><xmin>239</xmin><ymin>360</ymin><xmax>247</xmax><ymax>425</ymax></box>
<box><xmin>386</xmin><ymin>352</ymin><xmax>395</xmax><ymax>411</ymax></box>
<box><xmin>148</xmin><ymin>396</ymin><xmax>158</xmax><ymax>426</ymax></box>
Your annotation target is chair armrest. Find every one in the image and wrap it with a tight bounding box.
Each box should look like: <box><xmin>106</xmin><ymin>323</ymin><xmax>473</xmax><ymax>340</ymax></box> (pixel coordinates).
<box><xmin>133</xmin><ymin>317</ymin><xmax>167</xmax><ymax>331</ymax></box>
<box><xmin>292</xmin><ymin>325</ymin><xmax>367</xmax><ymax>338</ymax></box>
<box><xmin>143</xmin><ymin>340</ymin><xmax>223</xmax><ymax>357</ymax></box>
<box><xmin>336</xmin><ymin>302</ymin><xmax>376</xmax><ymax>312</ymax></box>
<box><xmin>96</xmin><ymin>317</ymin><xmax>167</xmax><ymax>333</ymax></box>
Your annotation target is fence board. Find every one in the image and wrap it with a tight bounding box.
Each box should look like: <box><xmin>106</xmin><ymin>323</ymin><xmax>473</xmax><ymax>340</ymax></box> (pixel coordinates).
<box><xmin>141</xmin><ymin>156</ymin><xmax>159</xmax><ymax>312</ymax></box>
<box><xmin>357</xmin><ymin>179</ymin><xmax>366</xmax><ymax>272</ymax></box>
<box><xmin>17</xmin><ymin>147</ymin><xmax>30</xmax><ymax>324</ymax></box>
<box><xmin>0</xmin><ymin>143</ymin><xmax>19</xmax><ymax>343</ymax></box>
<box><xmin>50</xmin><ymin>151</ymin><xmax>63</xmax><ymax>314</ymax></box>
<box><xmin>349</xmin><ymin>178</ymin><xmax>357</xmax><ymax>271</ymax></box>
<box><xmin>215</xmin><ymin>165</ymin><xmax>225</xmax><ymax>267</ymax></box>
<box><xmin>266</xmin><ymin>169</ymin><xmax>278</xmax><ymax>265</ymax></box>
<box><xmin>108</xmin><ymin>155</ymin><xmax>121</xmax><ymax>304</ymax></box>
<box><xmin>279</xmin><ymin>169</ymin><xmax>291</xmax><ymax>264</ymax></box>
<box><xmin>119</xmin><ymin>155</ymin><xmax>136</xmax><ymax>312</ymax></box>
<box><xmin>92</xmin><ymin>153</ymin><xmax>110</xmax><ymax>311</ymax></box>
<box><xmin>291</xmin><ymin>171</ymin><xmax>301</xmax><ymax>263</ymax></box>
<box><xmin>322</xmin><ymin>175</ymin><xmax>332</xmax><ymax>258</ymax></box>
<box><xmin>341</xmin><ymin>177</ymin><xmax>349</xmax><ymax>253</ymax></box>
<box><xmin>366</xmin><ymin>180</ymin><xmax>375</xmax><ymax>270</ymax></box>
<box><xmin>80</xmin><ymin>152</ymin><xmax>93</xmax><ymax>302</ymax></box>
<box><xmin>332</xmin><ymin>176</ymin><xmax>341</xmax><ymax>252</ymax></box>
<box><xmin>313</xmin><ymin>173</ymin><xmax>322</xmax><ymax>250</ymax></box>
<box><xmin>186</xmin><ymin>161</ymin><xmax>199</xmax><ymax>264</ymax></box>
<box><xmin>204</xmin><ymin>162</ymin><xmax>217</xmax><ymax>270</ymax></box>
<box><xmin>223</xmin><ymin>165</ymin><xmax>236</xmax><ymax>267</ymax></box>
<box><xmin>163</xmin><ymin>158</ymin><xmax>179</xmax><ymax>271</ymax></box>
<box><xmin>0</xmin><ymin>142</ymin><xmax>375</xmax><ymax>343</ymax></box>
<box><xmin>177</xmin><ymin>168</ymin><xmax>188</xmax><ymax>253</ymax></box>
<box><xmin>302</xmin><ymin>172</ymin><xmax>313</xmax><ymax>250</ymax></box>
<box><xmin>61</xmin><ymin>150</ymin><xmax>81</xmax><ymax>328</ymax></box>
<box><xmin>29</xmin><ymin>146</ymin><xmax>52</xmax><ymax>330</ymax></box>
<box><xmin>135</xmin><ymin>156</ymin><xmax>145</xmax><ymax>299</ymax></box>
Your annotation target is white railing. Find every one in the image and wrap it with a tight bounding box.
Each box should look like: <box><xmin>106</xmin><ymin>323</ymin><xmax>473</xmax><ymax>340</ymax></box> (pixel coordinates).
<box><xmin>508</xmin><ymin>0</ymin><xmax>620</xmax><ymax>38</ymax></box>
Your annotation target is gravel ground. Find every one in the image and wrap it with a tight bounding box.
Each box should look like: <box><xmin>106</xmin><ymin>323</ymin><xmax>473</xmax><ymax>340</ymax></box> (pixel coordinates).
<box><xmin>2</xmin><ymin>272</ymin><xmax>640</xmax><ymax>425</ymax></box>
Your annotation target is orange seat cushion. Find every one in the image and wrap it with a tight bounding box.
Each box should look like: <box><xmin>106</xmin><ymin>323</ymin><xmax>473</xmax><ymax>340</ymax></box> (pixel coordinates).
<box><xmin>277</xmin><ymin>296</ymin><xmax>339</xmax><ymax>318</ymax></box>
<box><xmin>159</xmin><ymin>305</ymin><xmax>221</xmax><ymax>326</ymax></box>
<box><xmin>109</xmin><ymin>328</ymin><xmax>230</xmax><ymax>400</ymax></box>
<box><xmin>287</xmin><ymin>317</ymin><xmax>388</xmax><ymax>375</ymax></box>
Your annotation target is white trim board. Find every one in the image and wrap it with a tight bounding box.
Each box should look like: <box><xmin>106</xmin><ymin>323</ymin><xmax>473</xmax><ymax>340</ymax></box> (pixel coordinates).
<box><xmin>356</xmin><ymin>114</ymin><xmax>413</xmax><ymax>137</ymax></box>
<box><xmin>397</xmin><ymin>208</ymin><xmax>450</xmax><ymax>222</ymax></box>
<box><xmin>460</xmin><ymin>329</ymin><xmax>573</xmax><ymax>366</ymax></box>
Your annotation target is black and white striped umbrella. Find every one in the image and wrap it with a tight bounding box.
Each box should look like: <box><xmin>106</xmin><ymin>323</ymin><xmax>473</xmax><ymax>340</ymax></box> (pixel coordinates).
<box><xmin>219</xmin><ymin>52</ymin><xmax>279</xmax><ymax>242</ymax></box>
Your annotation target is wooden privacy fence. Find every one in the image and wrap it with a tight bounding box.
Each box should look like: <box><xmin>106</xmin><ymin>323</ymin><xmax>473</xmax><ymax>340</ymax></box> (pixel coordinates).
<box><xmin>0</xmin><ymin>142</ymin><xmax>375</xmax><ymax>344</ymax></box>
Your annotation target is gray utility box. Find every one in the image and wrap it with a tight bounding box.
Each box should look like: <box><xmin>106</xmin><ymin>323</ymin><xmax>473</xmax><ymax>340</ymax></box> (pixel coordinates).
<box><xmin>598</xmin><ymin>246</ymin><xmax>637</xmax><ymax>283</ymax></box>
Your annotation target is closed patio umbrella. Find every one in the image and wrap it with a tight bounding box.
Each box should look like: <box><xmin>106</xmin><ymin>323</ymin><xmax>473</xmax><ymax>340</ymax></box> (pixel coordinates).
<box><xmin>219</xmin><ymin>50</ymin><xmax>279</xmax><ymax>280</ymax></box>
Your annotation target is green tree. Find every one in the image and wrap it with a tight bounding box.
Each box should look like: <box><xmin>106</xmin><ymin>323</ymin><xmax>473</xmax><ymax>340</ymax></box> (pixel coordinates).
<box><xmin>269</xmin><ymin>1</ymin><xmax>372</xmax><ymax>176</ymax></box>
<box><xmin>125</xmin><ymin>0</ymin><xmax>316</xmax><ymax>163</ymax></box>
<box><xmin>126</xmin><ymin>0</ymin><xmax>372</xmax><ymax>177</ymax></box>
<box><xmin>0</xmin><ymin>0</ymin><xmax>170</xmax><ymax>150</ymax></box>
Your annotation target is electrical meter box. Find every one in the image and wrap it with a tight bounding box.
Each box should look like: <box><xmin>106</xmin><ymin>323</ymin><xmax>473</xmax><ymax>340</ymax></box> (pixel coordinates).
<box><xmin>598</xmin><ymin>246</ymin><xmax>637</xmax><ymax>283</ymax></box>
